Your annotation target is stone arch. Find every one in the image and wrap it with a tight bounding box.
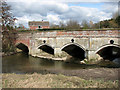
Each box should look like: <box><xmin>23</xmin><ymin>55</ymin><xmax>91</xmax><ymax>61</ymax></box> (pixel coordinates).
<box><xmin>38</xmin><ymin>44</ymin><xmax>54</xmax><ymax>55</ymax></box>
<box><xmin>95</xmin><ymin>44</ymin><xmax>120</xmax><ymax>61</ymax></box>
<box><xmin>16</xmin><ymin>43</ymin><xmax>29</xmax><ymax>53</ymax></box>
<box><xmin>61</xmin><ymin>43</ymin><xmax>86</xmax><ymax>60</ymax></box>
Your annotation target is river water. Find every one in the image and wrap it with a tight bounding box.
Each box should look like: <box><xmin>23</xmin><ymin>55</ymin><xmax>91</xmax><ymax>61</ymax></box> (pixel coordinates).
<box><xmin>2</xmin><ymin>53</ymin><xmax>120</xmax><ymax>74</ymax></box>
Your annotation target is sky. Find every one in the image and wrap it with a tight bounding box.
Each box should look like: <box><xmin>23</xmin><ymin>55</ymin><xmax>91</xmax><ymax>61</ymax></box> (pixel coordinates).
<box><xmin>7</xmin><ymin>0</ymin><xmax>120</xmax><ymax>28</ymax></box>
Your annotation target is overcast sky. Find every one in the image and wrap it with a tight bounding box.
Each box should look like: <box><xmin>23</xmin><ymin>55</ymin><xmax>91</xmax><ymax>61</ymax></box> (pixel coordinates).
<box><xmin>7</xmin><ymin>0</ymin><xmax>119</xmax><ymax>28</ymax></box>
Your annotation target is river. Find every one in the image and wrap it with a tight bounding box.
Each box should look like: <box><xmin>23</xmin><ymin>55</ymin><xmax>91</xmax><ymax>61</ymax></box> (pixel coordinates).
<box><xmin>2</xmin><ymin>53</ymin><xmax>120</xmax><ymax>74</ymax></box>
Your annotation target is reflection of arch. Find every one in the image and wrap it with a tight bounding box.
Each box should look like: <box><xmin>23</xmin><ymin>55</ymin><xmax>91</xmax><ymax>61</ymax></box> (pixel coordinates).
<box><xmin>16</xmin><ymin>43</ymin><xmax>29</xmax><ymax>53</ymax></box>
<box><xmin>61</xmin><ymin>43</ymin><xmax>86</xmax><ymax>60</ymax></box>
<box><xmin>38</xmin><ymin>44</ymin><xmax>54</xmax><ymax>55</ymax></box>
<box><xmin>95</xmin><ymin>44</ymin><xmax>120</xmax><ymax>61</ymax></box>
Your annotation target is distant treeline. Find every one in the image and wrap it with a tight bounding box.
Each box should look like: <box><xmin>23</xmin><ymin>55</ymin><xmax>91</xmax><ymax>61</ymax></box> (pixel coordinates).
<box><xmin>95</xmin><ymin>16</ymin><xmax>120</xmax><ymax>29</ymax></box>
<box><xmin>18</xmin><ymin>15</ymin><xmax>120</xmax><ymax>32</ymax></box>
<box><xmin>49</xmin><ymin>15</ymin><xmax>120</xmax><ymax>30</ymax></box>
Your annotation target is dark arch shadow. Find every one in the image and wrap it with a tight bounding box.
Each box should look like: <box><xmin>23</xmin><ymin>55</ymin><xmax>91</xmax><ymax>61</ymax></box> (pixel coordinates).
<box><xmin>16</xmin><ymin>43</ymin><xmax>29</xmax><ymax>54</ymax></box>
<box><xmin>38</xmin><ymin>44</ymin><xmax>54</xmax><ymax>55</ymax></box>
<box><xmin>96</xmin><ymin>45</ymin><xmax>120</xmax><ymax>61</ymax></box>
<box><xmin>61</xmin><ymin>43</ymin><xmax>86</xmax><ymax>60</ymax></box>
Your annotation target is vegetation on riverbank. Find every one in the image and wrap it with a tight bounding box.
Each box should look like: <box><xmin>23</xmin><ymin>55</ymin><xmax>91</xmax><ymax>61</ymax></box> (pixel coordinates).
<box><xmin>2</xmin><ymin>73</ymin><xmax>118</xmax><ymax>88</ymax></box>
<box><xmin>2</xmin><ymin>1</ymin><xmax>17</xmax><ymax>54</ymax></box>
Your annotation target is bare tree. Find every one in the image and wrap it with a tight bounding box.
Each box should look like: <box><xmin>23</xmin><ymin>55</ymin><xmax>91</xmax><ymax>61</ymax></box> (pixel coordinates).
<box><xmin>66</xmin><ymin>20</ymin><xmax>81</xmax><ymax>30</ymax></box>
<box><xmin>1</xmin><ymin>1</ymin><xmax>16</xmax><ymax>30</ymax></box>
<box><xmin>59</xmin><ymin>21</ymin><xmax>66</xmax><ymax>28</ymax></box>
<box><xmin>89</xmin><ymin>21</ymin><xmax>94</xmax><ymax>28</ymax></box>
<box><xmin>81</xmin><ymin>20</ymin><xmax>89</xmax><ymax>29</ymax></box>
<box><xmin>1</xmin><ymin>0</ymin><xmax>17</xmax><ymax>53</ymax></box>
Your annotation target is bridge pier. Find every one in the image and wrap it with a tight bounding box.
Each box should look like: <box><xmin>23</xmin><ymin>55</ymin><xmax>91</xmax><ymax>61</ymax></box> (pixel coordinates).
<box><xmin>54</xmin><ymin>48</ymin><xmax>69</xmax><ymax>58</ymax></box>
<box><xmin>54</xmin><ymin>48</ymin><xmax>62</xmax><ymax>57</ymax></box>
<box><xmin>87</xmin><ymin>50</ymin><xmax>99</xmax><ymax>60</ymax></box>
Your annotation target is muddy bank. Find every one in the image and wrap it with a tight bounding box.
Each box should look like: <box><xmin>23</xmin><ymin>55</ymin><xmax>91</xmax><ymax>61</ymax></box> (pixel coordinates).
<box><xmin>33</xmin><ymin>55</ymin><xmax>87</xmax><ymax>64</ymax></box>
<box><xmin>2</xmin><ymin>52</ymin><xmax>22</xmax><ymax>57</ymax></box>
<box><xmin>35</xmin><ymin>55</ymin><xmax>67</xmax><ymax>61</ymax></box>
<box><xmin>2</xmin><ymin>52</ymin><xmax>16</xmax><ymax>57</ymax></box>
<box><xmin>47</xmin><ymin>68</ymin><xmax>120</xmax><ymax>81</ymax></box>
<box><xmin>6</xmin><ymin>68</ymin><xmax>119</xmax><ymax>81</ymax></box>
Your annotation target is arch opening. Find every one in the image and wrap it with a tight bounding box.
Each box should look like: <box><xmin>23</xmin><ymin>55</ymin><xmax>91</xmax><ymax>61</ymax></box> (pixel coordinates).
<box><xmin>38</xmin><ymin>45</ymin><xmax>54</xmax><ymax>55</ymax></box>
<box><xmin>96</xmin><ymin>45</ymin><xmax>120</xmax><ymax>61</ymax></box>
<box><xmin>16</xmin><ymin>43</ymin><xmax>29</xmax><ymax>53</ymax></box>
<box><xmin>61</xmin><ymin>44</ymin><xmax>86</xmax><ymax>60</ymax></box>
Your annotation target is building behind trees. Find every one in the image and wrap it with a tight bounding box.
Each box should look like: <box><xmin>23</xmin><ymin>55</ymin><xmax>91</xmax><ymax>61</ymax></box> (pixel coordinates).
<box><xmin>28</xmin><ymin>21</ymin><xmax>49</xmax><ymax>30</ymax></box>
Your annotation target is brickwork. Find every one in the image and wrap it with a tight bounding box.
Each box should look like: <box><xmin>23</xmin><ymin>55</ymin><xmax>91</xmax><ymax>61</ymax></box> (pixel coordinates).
<box><xmin>34</xmin><ymin>30</ymin><xmax>120</xmax><ymax>37</ymax></box>
<box><xmin>15</xmin><ymin>30</ymin><xmax>120</xmax><ymax>60</ymax></box>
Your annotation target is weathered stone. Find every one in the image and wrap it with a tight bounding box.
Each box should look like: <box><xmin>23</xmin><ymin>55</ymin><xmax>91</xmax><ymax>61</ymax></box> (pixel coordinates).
<box><xmin>15</xmin><ymin>30</ymin><xmax>120</xmax><ymax>61</ymax></box>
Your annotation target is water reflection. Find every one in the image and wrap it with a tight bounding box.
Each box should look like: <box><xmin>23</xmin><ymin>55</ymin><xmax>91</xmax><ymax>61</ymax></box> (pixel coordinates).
<box><xmin>2</xmin><ymin>53</ymin><xmax>120</xmax><ymax>74</ymax></box>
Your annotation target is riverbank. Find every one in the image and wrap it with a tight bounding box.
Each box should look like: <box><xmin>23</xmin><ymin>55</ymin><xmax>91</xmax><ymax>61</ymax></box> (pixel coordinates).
<box><xmin>2</xmin><ymin>52</ymin><xmax>16</xmax><ymax>57</ymax></box>
<box><xmin>2</xmin><ymin>68</ymin><xmax>120</xmax><ymax>88</ymax></box>
<box><xmin>2</xmin><ymin>51</ymin><xmax>23</xmax><ymax>57</ymax></box>
<box><xmin>34</xmin><ymin>55</ymin><xmax>87</xmax><ymax>64</ymax></box>
<box><xmin>36</xmin><ymin>55</ymin><xmax>67</xmax><ymax>61</ymax></box>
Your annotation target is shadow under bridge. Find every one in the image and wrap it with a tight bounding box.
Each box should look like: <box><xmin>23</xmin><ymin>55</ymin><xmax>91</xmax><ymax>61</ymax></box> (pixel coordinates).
<box><xmin>61</xmin><ymin>43</ymin><xmax>86</xmax><ymax>60</ymax></box>
<box><xmin>38</xmin><ymin>44</ymin><xmax>54</xmax><ymax>55</ymax></box>
<box><xmin>96</xmin><ymin>44</ymin><xmax>120</xmax><ymax>61</ymax></box>
<box><xmin>16</xmin><ymin>43</ymin><xmax>29</xmax><ymax>53</ymax></box>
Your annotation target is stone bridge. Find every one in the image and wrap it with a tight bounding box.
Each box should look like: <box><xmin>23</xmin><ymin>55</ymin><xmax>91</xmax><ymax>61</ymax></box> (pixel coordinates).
<box><xmin>15</xmin><ymin>30</ymin><xmax>120</xmax><ymax>61</ymax></box>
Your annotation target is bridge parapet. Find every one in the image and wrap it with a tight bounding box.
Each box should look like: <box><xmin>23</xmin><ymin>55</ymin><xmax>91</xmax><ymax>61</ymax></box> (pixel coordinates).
<box><xmin>33</xmin><ymin>30</ymin><xmax>120</xmax><ymax>38</ymax></box>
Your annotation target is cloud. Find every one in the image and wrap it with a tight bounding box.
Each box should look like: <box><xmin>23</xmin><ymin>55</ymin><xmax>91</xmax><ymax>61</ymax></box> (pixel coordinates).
<box><xmin>47</xmin><ymin>14</ymin><xmax>61</xmax><ymax>25</ymax></box>
<box><xmin>9</xmin><ymin>2</ymin><xmax>69</xmax><ymax>17</ymax></box>
<box><xmin>60</xmin><ymin>6</ymin><xmax>112</xmax><ymax>22</ymax></box>
<box><xmin>7</xmin><ymin>1</ymin><xmax>118</xmax><ymax>28</ymax></box>
<box><xmin>7</xmin><ymin>0</ymin><xmax>120</xmax><ymax>2</ymax></box>
<box><xmin>101</xmin><ymin>2</ymin><xmax>118</xmax><ymax>13</ymax></box>
<box><xmin>15</xmin><ymin>16</ymin><xmax>31</xmax><ymax>28</ymax></box>
<box><xmin>15</xmin><ymin>14</ymin><xmax>46</xmax><ymax>27</ymax></box>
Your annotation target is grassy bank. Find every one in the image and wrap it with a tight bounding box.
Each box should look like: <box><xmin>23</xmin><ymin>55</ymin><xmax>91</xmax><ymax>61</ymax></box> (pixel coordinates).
<box><xmin>2</xmin><ymin>73</ymin><xmax>118</xmax><ymax>88</ymax></box>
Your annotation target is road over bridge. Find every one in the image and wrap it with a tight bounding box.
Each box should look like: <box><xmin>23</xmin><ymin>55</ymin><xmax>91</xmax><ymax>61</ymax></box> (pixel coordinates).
<box><xmin>15</xmin><ymin>30</ymin><xmax>120</xmax><ymax>61</ymax></box>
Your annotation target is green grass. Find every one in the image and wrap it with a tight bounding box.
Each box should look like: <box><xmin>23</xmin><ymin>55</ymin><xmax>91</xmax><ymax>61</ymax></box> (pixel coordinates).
<box><xmin>4</xmin><ymin>80</ymin><xmax>8</xmax><ymax>88</ymax></box>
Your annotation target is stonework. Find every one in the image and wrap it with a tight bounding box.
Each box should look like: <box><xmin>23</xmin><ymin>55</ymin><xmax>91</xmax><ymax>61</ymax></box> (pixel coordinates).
<box><xmin>15</xmin><ymin>30</ymin><xmax>120</xmax><ymax>61</ymax></box>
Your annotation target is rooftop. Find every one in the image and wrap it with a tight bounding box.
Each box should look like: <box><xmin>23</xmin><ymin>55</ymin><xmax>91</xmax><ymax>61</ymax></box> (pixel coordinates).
<box><xmin>28</xmin><ymin>21</ymin><xmax>49</xmax><ymax>26</ymax></box>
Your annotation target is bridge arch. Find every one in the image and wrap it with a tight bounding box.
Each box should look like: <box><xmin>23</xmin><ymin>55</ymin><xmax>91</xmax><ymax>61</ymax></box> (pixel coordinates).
<box><xmin>95</xmin><ymin>44</ymin><xmax>120</xmax><ymax>61</ymax></box>
<box><xmin>16</xmin><ymin>43</ymin><xmax>29</xmax><ymax>53</ymax></box>
<box><xmin>38</xmin><ymin>44</ymin><xmax>54</xmax><ymax>55</ymax></box>
<box><xmin>61</xmin><ymin>43</ymin><xmax>86</xmax><ymax>60</ymax></box>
